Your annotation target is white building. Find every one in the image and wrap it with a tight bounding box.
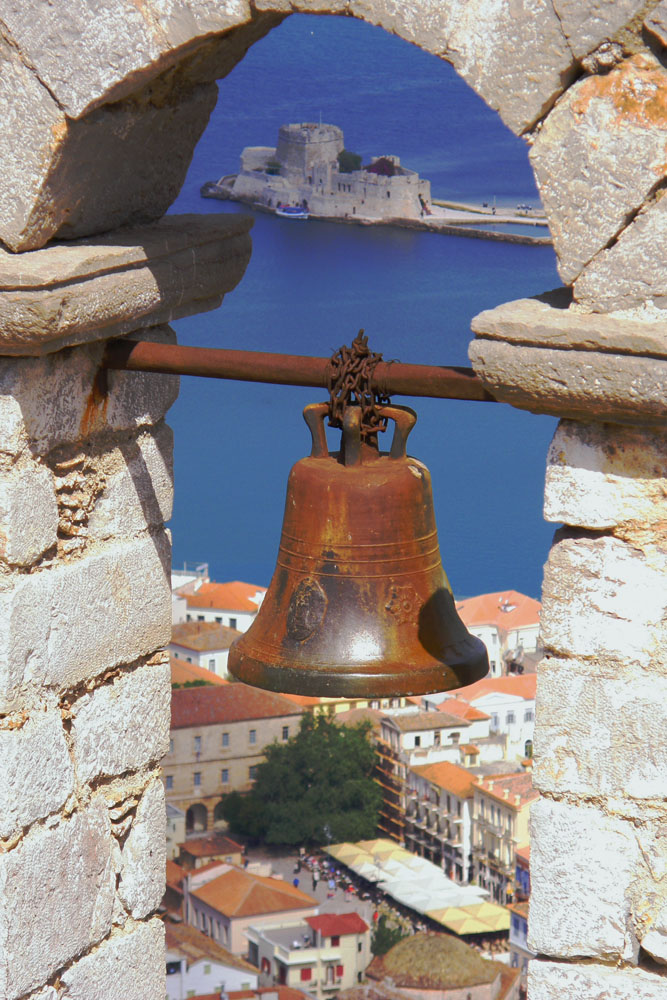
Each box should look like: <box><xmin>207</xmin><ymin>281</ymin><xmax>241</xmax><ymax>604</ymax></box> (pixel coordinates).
<box><xmin>170</xmin><ymin>620</ymin><xmax>242</xmax><ymax>678</ymax></box>
<box><xmin>165</xmin><ymin>921</ymin><xmax>259</xmax><ymax>1000</ymax></box>
<box><xmin>405</xmin><ymin>761</ymin><xmax>477</xmax><ymax>884</ymax></box>
<box><xmin>455</xmin><ymin>590</ymin><xmax>541</xmax><ymax>677</ymax></box>
<box><xmin>180</xmin><ymin>579</ymin><xmax>267</xmax><ymax>632</ymax></box>
<box><xmin>166</xmin><ymin>802</ymin><xmax>186</xmax><ymax>860</ymax></box>
<box><xmin>247</xmin><ymin>913</ymin><xmax>371</xmax><ymax>999</ymax></box>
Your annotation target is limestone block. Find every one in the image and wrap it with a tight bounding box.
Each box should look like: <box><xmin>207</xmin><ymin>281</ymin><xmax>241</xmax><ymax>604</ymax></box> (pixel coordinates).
<box><xmin>645</xmin><ymin>2</ymin><xmax>667</xmax><ymax>47</ymax></box>
<box><xmin>0</xmin><ymin>460</ymin><xmax>58</xmax><ymax>566</ymax></box>
<box><xmin>70</xmin><ymin>661</ymin><xmax>171</xmax><ymax>785</ymax></box>
<box><xmin>0</xmin><ymin>709</ymin><xmax>74</xmax><ymax>840</ymax></box>
<box><xmin>348</xmin><ymin>0</ymin><xmax>573</xmax><ymax>135</ymax></box>
<box><xmin>468</xmin><ymin>338</ymin><xmax>667</xmax><ymax>425</ymax></box>
<box><xmin>60</xmin><ymin>919</ymin><xmax>166</xmax><ymax>1000</ymax></box>
<box><xmin>0</xmin><ymin>328</ymin><xmax>178</xmax><ymax>459</ymax></box>
<box><xmin>642</xmin><ymin>904</ymin><xmax>667</xmax><ymax>965</ymax></box>
<box><xmin>0</xmin><ymin>215</ymin><xmax>253</xmax><ymax>356</ymax></box>
<box><xmin>553</xmin><ymin>0</ymin><xmax>647</xmax><ymax>59</ymax></box>
<box><xmin>529</xmin><ymin>798</ymin><xmax>639</xmax><ymax>960</ymax></box>
<box><xmin>87</xmin><ymin>424</ymin><xmax>174</xmax><ymax>541</ymax></box>
<box><xmin>529</xmin><ymin>53</ymin><xmax>667</xmax><ymax>284</ymax></box>
<box><xmin>118</xmin><ymin>780</ymin><xmax>167</xmax><ymax>919</ymax></box>
<box><xmin>0</xmin><ymin>533</ymin><xmax>172</xmax><ymax>711</ymax></box>
<box><xmin>544</xmin><ymin>421</ymin><xmax>667</xmax><ymax>530</ymax></box>
<box><xmin>534</xmin><ymin>658</ymin><xmax>667</xmax><ymax>799</ymax></box>
<box><xmin>574</xmin><ymin>193</ymin><xmax>667</xmax><ymax>312</ymax></box>
<box><xmin>540</xmin><ymin>534</ymin><xmax>667</xmax><ymax>667</ymax></box>
<box><xmin>470</xmin><ymin>291</ymin><xmax>667</xmax><ymax>357</ymax></box>
<box><xmin>0</xmin><ymin>799</ymin><xmax>115</xmax><ymax>1000</ymax></box>
<box><xmin>528</xmin><ymin>958</ymin><xmax>667</xmax><ymax>999</ymax></box>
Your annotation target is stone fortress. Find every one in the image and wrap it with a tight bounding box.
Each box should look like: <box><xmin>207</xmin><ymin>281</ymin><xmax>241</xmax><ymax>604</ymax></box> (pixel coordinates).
<box><xmin>0</xmin><ymin>3</ymin><xmax>663</xmax><ymax>1000</ymax></box>
<box><xmin>220</xmin><ymin>121</ymin><xmax>432</xmax><ymax>221</ymax></box>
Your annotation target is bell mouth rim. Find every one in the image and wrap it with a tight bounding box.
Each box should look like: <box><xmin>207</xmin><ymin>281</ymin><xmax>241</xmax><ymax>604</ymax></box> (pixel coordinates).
<box><xmin>228</xmin><ymin>649</ymin><xmax>489</xmax><ymax>699</ymax></box>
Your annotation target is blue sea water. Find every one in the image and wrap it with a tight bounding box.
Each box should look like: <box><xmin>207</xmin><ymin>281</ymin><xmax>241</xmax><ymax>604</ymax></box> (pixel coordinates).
<box><xmin>168</xmin><ymin>14</ymin><xmax>561</xmax><ymax>600</ymax></box>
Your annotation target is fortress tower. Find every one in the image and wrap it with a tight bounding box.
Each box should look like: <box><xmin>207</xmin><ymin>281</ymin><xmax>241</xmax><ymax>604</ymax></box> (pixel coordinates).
<box><xmin>275</xmin><ymin>122</ymin><xmax>344</xmax><ymax>182</ymax></box>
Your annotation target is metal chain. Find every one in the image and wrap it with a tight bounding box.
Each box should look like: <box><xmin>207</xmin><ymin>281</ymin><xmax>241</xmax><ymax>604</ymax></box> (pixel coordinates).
<box><xmin>326</xmin><ymin>330</ymin><xmax>391</xmax><ymax>440</ymax></box>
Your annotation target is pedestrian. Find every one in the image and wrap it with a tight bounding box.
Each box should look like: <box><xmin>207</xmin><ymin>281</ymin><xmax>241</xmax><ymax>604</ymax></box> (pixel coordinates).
<box><xmin>293</xmin><ymin>877</ymin><xmax>300</xmax><ymax>889</ymax></box>
<box><xmin>312</xmin><ymin>870</ymin><xmax>319</xmax><ymax>892</ymax></box>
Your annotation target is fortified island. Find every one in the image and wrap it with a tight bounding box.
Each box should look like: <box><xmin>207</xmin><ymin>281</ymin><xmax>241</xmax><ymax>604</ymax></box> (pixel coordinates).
<box><xmin>202</xmin><ymin>121</ymin><xmax>550</xmax><ymax>245</ymax></box>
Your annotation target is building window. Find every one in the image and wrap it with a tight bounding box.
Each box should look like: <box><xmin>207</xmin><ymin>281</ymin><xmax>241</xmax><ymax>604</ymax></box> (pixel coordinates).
<box><xmin>300</xmin><ymin>968</ymin><xmax>312</xmax><ymax>981</ymax></box>
<box><xmin>249</xmin><ymin>765</ymin><xmax>258</xmax><ymax>781</ymax></box>
<box><xmin>194</xmin><ymin>772</ymin><xmax>202</xmax><ymax>786</ymax></box>
<box><xmin>215</xmin><ymin>616</ymin><xmax>222</xmax><ymax>623</ymax></box>
<box><xmin>524</xmin><ymin>709</ymin><xmax>534</xmax><ymax>722</ymax></box>
<box><xmin>166</xmin><ymin>775</ymin><xmax>173</xmax><ymax>790</ymax></box>
<box><xmin>491</xmin><ymin>714</ymin><xmax>499</xmax><ymax>729</ymax></box>
<box><xmin>169</xmin><ymin>738</ymin><xmax>174</xmax><ymax>753</ymax></box>
<box><xmin>506</xmin><ymin>712</ymin><xmax>515</xmax><ymax>724</ymax></box>
<box><xmin>434</xmin><ymin>732</ymin><xmax>441</xmax><ymax>746</ymax></box>
<box><xmin>166</xmin><ymin>961</ymin><xmax>181</xmax><ymax>975</ymax></box>
<box><xmin>208</xmin><ymin>658</ymin><xmax>215</xmax><ymax>670</ymax></box>
<box><xmin>222</xmin><ymin>732</ymin><xmax>229</xmax><ymax>748</ymax></box>
<box><xmin>387</xmin><ymin>191</ymin><xmax>391</xmax><ymax>198</ymax></box>
<box><xmin>449</xmin><ymin>732</ymin><xmax>460</xmax><ymax>744</ymax></box>
<box><xmin>229</xmin><ymin>617</ymin><xmax>237</xmax><ymax>630</ymax></box>
<box><xmin>331</xmin><ymin>936</ymin><xmax>340</xmax><ymax>946</ymax></box>
<box><xmin>336</xmin><ymin>965</ymin><xmax>344</xmax><ymax>978</ymax></box>
<box><xmin>282</xmin><ymin>726</ymin><xmax>289</xmax><ymax>741</ymax></box>
<box><xmin>249</xmin><ymin>729</ymin><xmax>257</xmax><ymax>744</ymax></box>
<box><xmin>222</xmin><ymin>769</ymin><xmax>229</xmax><ymax>784</ymax></box>
<box><xmin>194</xmin><ymin>736</ymin><xmax>202</xmax><ymax>753</ymax></box>
<box><xmin>186</xmin><ymin>614</ymin><xmax>192</xmax><ymax>622</ymax></box>
<box><xmin>414</xmin><ymin>736</ymin><xmax>421</xmax><ymax>747</ymax></box>
<box><xmin>197</xmin><ymin>615</ymin><xmax>205</xmax><ymax>622</ymax></box>
<box><xmin>204</xmin><ymin>964</ymin><xmax>211</xmax><ymax>975</ymax></box>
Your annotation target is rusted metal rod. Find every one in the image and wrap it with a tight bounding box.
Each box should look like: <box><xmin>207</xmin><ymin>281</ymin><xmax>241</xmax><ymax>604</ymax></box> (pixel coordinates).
<box><xmin>104</xmin><ymin>338</ymin><xmax>497</xmax><ymax>403</ymax></box>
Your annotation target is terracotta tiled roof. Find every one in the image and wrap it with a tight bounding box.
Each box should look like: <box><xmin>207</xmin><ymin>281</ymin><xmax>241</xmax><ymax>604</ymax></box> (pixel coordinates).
<box><xmin>411</xmin><ymin>761</ymin><xmax>477</xmax><ymax>798</ymax></box>
<box><xmin>507</xmin><ymin>900</ymin><xmax>530</xmax><ymax>920</ymax></box>
<box><xmin>171</xmin><ymin>684</ymin><xmax>302</xmax><ymax>729</ymax></box>
<box><xmin>460</xmin><ymin>744</ymin><xmax>479</xmax><ymax>755</ymax></box>
<box><xmin>185</xmin><ymin>581</ymin><xmax>267</xmax><ymax>613</ymax></box>
<box><xmin>516</xmin><ymin>844</ymin><xmax>530</xmax><ymax>864</ymax></box>
<box><xmin>445</xmin><ymin>673</ymin><xmax>537</xmax><ymax>703</ymax></box>
<box><xmin>180</xmin><ymin>833</ymin><xmax>244</xmax><ymax>859</ymax></box>
<box><xmin>191</xmin><ymin>868</ymin><xmax>317</xmax><ymax>918</ymax></box>
<box><xmin>435</xmin><ymin>698</ymin><xmax>490</xmax><ymax>722</ymax></box>
<box><xmin>384</xmin><ymin>711</ymin><xmax>469</xmax><ymax>733</ymax></box>
<box><xmin>474</xmin><ymin>771</ymin><xmax>539</xmax><ymax>810</ymax></box>
<box><xmin>172</xmin><ymin>621</ymin><xmax>242</xmax><ymax>652</ymax></box>
<box><xmin>170</xmin><ymin>657</ymin><xmax>229</xmax><ymax>687</ymax></box>
<box><xmin>166</xmin><ymin>859</ymin><xmax>187</xmax><ymax>892</ymax></box>
<box><xmin>279</xmin><ymin>693</ymin><xmax>323</xmax><ymax>708</ymax></box>
<box><xmin>455</xmin><ymin>590</ymin><xmax>540</xmax><ymax>631</ymax></box>
<box><xmin>165</xmin><ymin>920</ymin><xmax>258</xmax><ymax>971</ymax></box>
<box><xmin>199</xmin><ymin>990</ymin><xmax>309</xmax><ymax>1000</ymax></box>
<box><xmin>306</xmin><ymin>913</ymin><xmax>369</xmax><ymax>936</ymax></box>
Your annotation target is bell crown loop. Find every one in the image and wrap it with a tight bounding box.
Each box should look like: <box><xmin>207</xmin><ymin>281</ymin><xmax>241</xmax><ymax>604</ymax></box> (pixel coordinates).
<box><xmin>304</xmin><ymin>402</ymin><xmax>417</xmax><ymax>466</ymax></box>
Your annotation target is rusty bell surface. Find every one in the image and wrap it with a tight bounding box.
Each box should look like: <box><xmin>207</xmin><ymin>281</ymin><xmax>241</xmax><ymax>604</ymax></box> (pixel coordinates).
<box><xmin>228</xmin><ymin>402</ymin><xmax>489</xmax><ymax>697</ymax></box>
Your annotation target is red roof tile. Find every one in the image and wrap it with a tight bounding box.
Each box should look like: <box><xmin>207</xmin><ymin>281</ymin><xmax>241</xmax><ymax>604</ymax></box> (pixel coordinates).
<box><xmin>445</xmin><ymin>673</ymin><xmax>537</xmax><ymax>703</ymax></box>
<box><xmin>185</xmin><ymin>581</ymin><xmax>267</xmax><ymax>613</ymax></box>
<box><xmin>411</xmin><ymin>761</ymin><xmax>478</xmax><ymax>798</ymax></box>
<box><xmin>455</xmin><ymin>590</ymin><xmax>540</xmax><ymax>631</ymax></box>
<box><xmin>171</xmin><ymin>684</ymin><xmax>302</xmax><ymax>729</ymax></box>
<box><xmin>170</xmin><ymin>656</ymin><xmax>229</xmax><ymax>687</ymax></box>
<box><xmin>191</xmin><ymin>867</ymin><xmax>317</xmax><ymax>918</ymax></box>
<box><xmin>166</xmin><ymin>859</ymin><xmax>187</xmax><ymax>892</ymax></box>
<box><xmin>180</xmin><ymin>833</ymin><xmax>244</xmax><ymax>859</ymax></box>
<box><xmin>172</xmin><ymin>621</ymin><xmax>242</xmax><ymax>652</ymax></box>
<box><xmin>306</xmin><ymin>913</ymin><xmax>369</xmax><ymax>936</ymax></box>
<box><xmin>474</xmin><ymin>772</ymin><xmax>539</xmax><ymax>810</ymax></box>
<box><xmin>435</xmin><ymin>698</ymin><xmax>490</xmax><ymax>722</ymax></box>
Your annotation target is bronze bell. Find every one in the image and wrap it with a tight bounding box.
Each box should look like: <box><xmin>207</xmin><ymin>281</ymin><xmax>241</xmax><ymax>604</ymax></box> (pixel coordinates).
<box><xmin>228</xmin><ymin>402</ymin><xmax>489</xmax><ymax>697</ymax></box>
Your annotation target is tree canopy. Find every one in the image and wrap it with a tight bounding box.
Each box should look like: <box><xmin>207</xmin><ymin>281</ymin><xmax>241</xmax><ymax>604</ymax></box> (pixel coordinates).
<box><xmin>337</xmin><ymin>149</ymin><xmax>362</xmax><ymax>173</ymax></box>
<box><xmin>220</xmin><ymin>713</ymin><xmax>382</xmax><ymax>846</ymax></box>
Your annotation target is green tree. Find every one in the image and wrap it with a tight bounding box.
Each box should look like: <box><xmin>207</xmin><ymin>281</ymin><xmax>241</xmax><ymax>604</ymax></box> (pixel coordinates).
<box><xmin>220</xmin><ymin>713</ymin><xmax>382</xmax><ymax>846</ymax></box>
<box><xmin>337</xmin><ymin>149</ymin><xmax>362</xmax><ymax>173</ymax></box>
<box><xmin>371</xmin><ymin>914</ymin><xmax>410</xmax><ymax>956</ymax></box>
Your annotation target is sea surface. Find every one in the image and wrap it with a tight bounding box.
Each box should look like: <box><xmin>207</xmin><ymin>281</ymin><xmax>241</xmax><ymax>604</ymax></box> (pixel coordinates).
<box><xmin>168</xmin><ymin>14</ymin><xmax>561</xmax><ymax>601</ymax></box>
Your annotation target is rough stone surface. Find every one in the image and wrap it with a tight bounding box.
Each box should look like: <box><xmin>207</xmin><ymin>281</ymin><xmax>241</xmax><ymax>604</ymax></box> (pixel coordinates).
<box><xmin>642</xmin><ymin>904</ymin><xmax>667</xmax><ymax>965</ymax></box>
<box><xmin>534</xmin><ymin>658</ymin><xmax>667</xmax><ymax>799</ymax></box>
<box><xmin>574</xmin><ymin>192</ymin><xmax>667</xmax><ymax>312</ymax></box>
<box><xmin>70</xmin><ymin>661</ymin><xmax>171</xmax><ymax>785</ymax></box>
<box><xmin>553</xmin><ymin>0</ymin><xmax>647</xmax><ymax>58</ymax></box>
<box><xmin>0</xmin><ymin>533</ymin><xmax>172</xmax><ymax>713</ymax></box>
<box><xmin>540</xmin><ymin>533</ymin><xmax>667</xmax><ymax>667</ymax></box>
<box><xmin>60</xmin><ymin>919</ymin><xmax>166</xmax><ymax>1000</ymax></box>
<box><xmin>86</xmin><ymin>424</ymin><xmax>174</xmax><ymax>541</ymax></box>
<box><xmin>529</xmin><ymin>53</ymin><xmax>667</xmax><ymax>284</ymax></box>
<box><xmin>0</xmin><ymin>215</ymin><xmax>252</xmax><ymax>356</ymax></box>
<box><xmin>468</xmin><ymin>338</ymin><xmax>667</xmax><ymax>425</ymax></box>
<box><xmin>470</xmin><ymin>291</ymin><xmax>667</xmax><ymax>357</ymax></box>
<box><xmin>118</xmin><ymin>780</ymin><xmax>167</xmax><ymax>919</ymax></box>
<box><xmin>0</xmin><ymin>709</ymin><xmax>74</xmax><ymax>840</ymax></box>
<box><xmin>0</xmin><ymin>460</ymin><xmax>58</xmax><ymax>566</ymax></box>
<box><xmin>529</xmin><ymin>798</ymin><xmax>639</xmax><ymax>960</ymax></box>
<box><xmin>528</xmin><ymin>959</ymin><xmax>667</xmax><ymax>999</ymax></box>
<box><xmin>0</xmin><ymin>800</ymin><xmax>115</xmax><ymax>1000</ymax></box>
<box><xmin>0</xmin><ymin>327</ymin><xmax>178</xmax><ymax>459</ymax></box>
<box><xmin>645</xmin><ymin>1</ymin><xmax>667</xmax><ymax>46</ymax></box>
<box><xmin>544</xmin><ymin>420</ymin><xmax>667</xmax><ymax>529</ymax></box>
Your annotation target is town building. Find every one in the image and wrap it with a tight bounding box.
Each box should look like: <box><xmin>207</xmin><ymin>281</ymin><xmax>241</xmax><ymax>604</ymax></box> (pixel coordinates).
<box><xmin>404</xmin><ymin>761</ymin><xmax>477</xmax><ymax>884</ymax></box>
<box><xmin>223</xmin><ymin>122</ymin><xmax>431</xmax><ymax>223</ymax></box>
<box><xmin>176</xmin><ymin>579</ymin><xmax>267</xmax><ymax>631</ymax></box>
<box><xmin>507</xmin><ymin>900</ymin><xmax>533</xmax><ymax>998</ymax></box>
<box><xmin>454</xmin><ymin>591</ymin><xmax>542</xmax><ymax>677</ymax></box>
<box><xmin>165</xmin><ymin>684</ymin><xmax>302</xmax><ymax>833</ymax></box>
<box><xmin>167</xmin><ymin>802</ymin><xmax>187</xmax><ymax>859</ymax></box>
<box><xmin>171</xmin><ymin>620</ymin><xmax>242</xmax><ymax>677</ymax></box>
<box><xmin>248</xmin><ymin>913</ymin><xmax>371</xmax><ymax>999</ymax></box>
<box><xmin>179</xmin><ymin>832</ymin><xmax>245</xmax><ymax>870</ymax></box>
<box><xmin>192</xmin><ymin>988</ymin><xmax>311</xmax><ymax>1000</ymax></box>
<box><xmin>365</xmin><ymin>931</ymin><xmax>520</xmax><ymax>1000</ymax></box>
<box><xmin>514</xmin><ymin>845</ymin><xmax>530</xmax><ymax>901</ymax></box>
<box><xmin>472</xmin><ymin>772</ymin><xmax>538</xmax><ymax>904</ymax></box>
<box><xmin>185</xmin><ymin>866</ymin><xmax>318</xmax><ymax>955</ymax></box>
<box><xmin>164</xmin><ymin>859</ymin><xmax>188</xmax><ymax>921</ymax></box>
<box><xmin>165</xmin><ymin>920</ymin><xmax>259</xmax><ymax>1000</ymax></box>
<box><xmin>171</xmin><ymin>655</ymin><xmax>230</xmax><ymax>688</ymax></box>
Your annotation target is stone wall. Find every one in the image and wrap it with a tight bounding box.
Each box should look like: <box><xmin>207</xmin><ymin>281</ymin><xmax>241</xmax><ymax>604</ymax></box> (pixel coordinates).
<box><xmin>0</xmin><ymin>2</ymin><xmax>664</xmax><ymax>999</ymax></box>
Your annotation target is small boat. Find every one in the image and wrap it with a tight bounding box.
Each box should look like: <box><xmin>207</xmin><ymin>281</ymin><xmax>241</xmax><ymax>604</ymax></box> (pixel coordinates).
<box><xmin>275</xmin><ymin>204</ymin><xmax>309</xmax><ymax>220</ymax></box>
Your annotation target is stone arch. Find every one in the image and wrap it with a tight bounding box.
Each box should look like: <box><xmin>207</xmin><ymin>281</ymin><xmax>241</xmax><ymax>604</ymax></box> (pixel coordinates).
<box><xmin>186</xmin><ymin>802</ymin><xmax>208</xmax><ymax>834</ymax></box>
<box><xmin>0</xmin><ymin>4</ymin><xmax>664</xmax><ymax>315</ymax></box>
<box><xmin>213</xmin><ymin>799</ymin><xmax>227</xmax><ymax>830</ymax></box>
